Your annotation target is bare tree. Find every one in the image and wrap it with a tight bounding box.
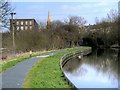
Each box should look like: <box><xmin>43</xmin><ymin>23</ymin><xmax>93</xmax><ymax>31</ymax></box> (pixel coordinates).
<box><xmin>0</xmin><ymin>0</ymin><xmax>12</xmax><ymax>29</ymax></box>
<box><xmin>51</xmin><ymin>20</ymin><xmax>64</xmax><ymax>30</ymax></box>
<box><xmin>37</xmin><ymin>20</ymin><xmax>46</xmax><ymax>30</ymax></box>
<box><xmin>62</xmin><ymin>16</ymin><xmax>87</xmax><ymax>47</ymax></box>
<box><xmin>95</xmin><ymin>17</ymin><xmax>100</xmax><ymax>24</ymax></box>
<box><xmin>68</xmin><ymin>16</ymin><xmax>87</xmax><ymax>27</ymax></box>
<box><xmin>107</xmin><ymin>9</ymin><xmax>118</xmax><ymax>22</ymax></box>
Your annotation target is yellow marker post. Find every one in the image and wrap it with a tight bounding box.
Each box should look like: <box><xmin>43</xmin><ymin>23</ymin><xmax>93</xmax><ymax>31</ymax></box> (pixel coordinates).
<box><xmin>30</xmin><ymin>50</ymin><xmax>32</xmax><ymax>57</ymax></box>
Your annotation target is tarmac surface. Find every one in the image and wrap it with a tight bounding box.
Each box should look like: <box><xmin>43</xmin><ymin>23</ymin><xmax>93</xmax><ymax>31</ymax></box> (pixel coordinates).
<box><xmin>0</xmin><ymin>51</ymin><xmax>59</xmax><ymax>88</ymax></box>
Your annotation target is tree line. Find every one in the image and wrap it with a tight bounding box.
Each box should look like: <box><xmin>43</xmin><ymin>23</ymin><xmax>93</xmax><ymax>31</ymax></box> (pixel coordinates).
<box><xmin>1</xmin><ymin>0</ymin><xmax>120</xmax><ymax>52</ymax></box>
<box><xmin>2</xmin><ymin>16</ymin><xmax>87</xmax><ymax>52</ymax></box>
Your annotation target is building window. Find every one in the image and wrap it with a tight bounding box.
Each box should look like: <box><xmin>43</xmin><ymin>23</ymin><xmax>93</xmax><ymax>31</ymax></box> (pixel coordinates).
<box><xmin>25</xmin><ymin>21</ymin><xmax>28</xmax><ymax>25</ymax></box>
<box><xmin>30</xmin><ymin>26</ymin><xmax>32</xmax><ymax>30</ymax></box>
<box><xmin>21</xmin><ymin>21</ymin><xmax>23</xmax><ymax>25</ymax></box>
<box><xmin>17</xmin><ymin>26</ymin><xmax>19</xmax><ymax>30</ymax></box>
<box><xmin>25</xmin><ymin>26</ymin><xmax>28</xmax><ymax>30</ymax></box>
<box><xmin>29</xmin><ymin>21</ymin><xmax>32</xmax><ymax>25</ymax></box>
<box><xmin>16</xmin><ymin>21</ymin><xmax>19</xmax><ymax>25</ymax></box>
<box><xmin>21</xmin><ymin>26</ymin><xmax>24</xmax><ymax>30</ymax></box>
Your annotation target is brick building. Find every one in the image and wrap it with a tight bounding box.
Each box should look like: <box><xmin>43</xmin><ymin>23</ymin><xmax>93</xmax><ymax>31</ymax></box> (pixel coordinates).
<box><xmin>10</xmin><ymin>19</ymin><xmax>39</xmax><ymax>31</ymax></box>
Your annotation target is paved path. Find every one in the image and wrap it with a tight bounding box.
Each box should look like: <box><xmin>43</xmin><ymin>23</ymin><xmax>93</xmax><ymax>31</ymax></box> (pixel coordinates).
<box><xmin>0</xmin><ymin>51</ymin><xmax>60</xmax><ymax>88</ymax></box>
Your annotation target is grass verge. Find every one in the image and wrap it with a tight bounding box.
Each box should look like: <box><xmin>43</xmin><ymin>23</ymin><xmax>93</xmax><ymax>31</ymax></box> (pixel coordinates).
<box><xmin>0</xmin><ymin>50</ymin><xmax>57</xmax><ymax>73</ymax></box>
<box><xmin>23</xmin><ymin>46</ymin><xmax>91</xmax><ymax>88</ymax></box>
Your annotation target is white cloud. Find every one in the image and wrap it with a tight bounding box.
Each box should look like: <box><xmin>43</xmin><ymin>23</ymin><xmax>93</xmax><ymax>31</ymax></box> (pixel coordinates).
<box><xmin>60</xmin><ymin>1</ymin><xmax>118</xmax><ymax>15</ymax></box>
<box><xmin>10</xmin><ymin>1</ymin><xmax>119</xmax><ymax>25</ymax></box>
<box><xmin>60</xmin><ymin>2</ymin><xmax>116</xmax><ymax>11</ymax></box>
<box><xmin>58</xmin><ymin>1</ymin><xmax>118</xmax><ymax>24</ymax></box>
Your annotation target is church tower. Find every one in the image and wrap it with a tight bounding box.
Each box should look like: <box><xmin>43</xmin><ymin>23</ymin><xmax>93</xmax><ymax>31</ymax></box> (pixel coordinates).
<box><xmin>46</xmin><ymin>11</ymin><xmax>51</xmax><ymax>29</ymax></box>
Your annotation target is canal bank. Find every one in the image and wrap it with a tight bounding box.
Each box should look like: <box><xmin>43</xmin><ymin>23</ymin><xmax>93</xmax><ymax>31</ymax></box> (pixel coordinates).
<box><xmin>60</xmin><ymin>47</ymin><xmax>92</xmax><ymax>88</ymax></box>
<box><xmin>62</xmin><ymin>48</ymin><xmax>119</xmax><ymax>89</ymax></box>
<box><xmin>23</xmin><ymin>47</ymin><xmax>91</xmax><ymax>88</ymax></box>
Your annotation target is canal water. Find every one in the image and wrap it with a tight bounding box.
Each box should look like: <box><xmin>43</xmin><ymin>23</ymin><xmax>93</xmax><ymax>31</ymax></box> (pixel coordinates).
<box><xmin>63</xmin><ymin>49</ymin><xmax>119</xmax><ymax>88</ymax></box>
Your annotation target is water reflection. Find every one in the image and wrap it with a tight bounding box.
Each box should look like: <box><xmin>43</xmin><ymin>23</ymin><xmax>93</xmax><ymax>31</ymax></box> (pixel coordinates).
<box><xmin>63</xmin><ymin>49</ymin><xmax>119</xmax><ymax>88</ymax></box>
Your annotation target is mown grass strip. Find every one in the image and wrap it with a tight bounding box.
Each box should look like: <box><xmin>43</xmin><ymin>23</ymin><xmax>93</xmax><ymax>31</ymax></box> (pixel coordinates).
<box><xmin>23</xmin><ymin>47</ymin><xmax>91</xmax><ymax>88</ymax></box>
<box><xmin>0</xmin><ymin>50</ymin><xmax>57</xmax><ymax>73</ymax></box>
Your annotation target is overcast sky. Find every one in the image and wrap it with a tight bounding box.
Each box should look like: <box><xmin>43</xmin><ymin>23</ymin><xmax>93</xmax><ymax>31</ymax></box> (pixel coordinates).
<box><xmin>10</xmin><ymin>0</ymin><xmax>119</xmax><ymax>25</ymax></box>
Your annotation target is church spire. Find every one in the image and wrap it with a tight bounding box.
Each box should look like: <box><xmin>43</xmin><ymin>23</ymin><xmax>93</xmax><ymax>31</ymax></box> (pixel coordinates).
<box><xmin>47</xmin><ymin>11</ymin><xmax>51</xmax><ymax>29</ymax></box>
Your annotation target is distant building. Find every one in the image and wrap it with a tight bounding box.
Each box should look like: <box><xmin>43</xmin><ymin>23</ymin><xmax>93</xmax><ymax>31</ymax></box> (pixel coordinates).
<box><xmin>46</xmin><ymin>11</ymin><xmax>51</xmax><ymax>29</ymax></box>
<box><xmin>10</xmin><ymin>19</ymin><xmax>39</xmax><ymax>32</ymax></box>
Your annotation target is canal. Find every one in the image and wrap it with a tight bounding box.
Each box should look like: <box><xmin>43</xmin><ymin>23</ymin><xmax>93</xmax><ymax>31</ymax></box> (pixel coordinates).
<box><xmin>63</xmin><ymin>49</ymin><xmax>119</xmax><ymax>89</ymax></box>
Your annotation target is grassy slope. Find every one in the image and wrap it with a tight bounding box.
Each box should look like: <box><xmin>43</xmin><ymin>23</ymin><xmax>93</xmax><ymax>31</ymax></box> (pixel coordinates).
<box><xmin>0</xmin><ymin>50</ymin><xmax>56</xmax><ymax>73</ymax></box>
<box><xmin>23</xmin><ymin>47</ymin><xmax>91</xmax><ymax>88</ymax></box>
